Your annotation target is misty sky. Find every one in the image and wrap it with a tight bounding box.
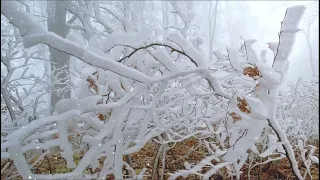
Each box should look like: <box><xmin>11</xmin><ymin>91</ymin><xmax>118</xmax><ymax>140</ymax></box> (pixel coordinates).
<box><xmin>247</xmin><ymin>1</ymin><xmax>319</xmax><ymax>85</ymax></box>
<box><xmin>193</xmin><ymin>1</ymin><xmax>318</xmax><ymax>87</ymax></box>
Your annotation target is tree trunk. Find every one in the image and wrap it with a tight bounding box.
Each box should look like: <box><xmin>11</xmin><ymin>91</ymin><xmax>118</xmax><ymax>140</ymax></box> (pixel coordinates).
<box><xmin>47</xmin><ymin>0</ymin><xmax>70</xmax><ymax>113</ymax></box>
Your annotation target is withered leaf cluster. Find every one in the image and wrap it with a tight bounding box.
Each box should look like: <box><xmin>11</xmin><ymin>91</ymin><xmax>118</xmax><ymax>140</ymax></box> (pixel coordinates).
<box><xmin>230</xmin><ymin>96</ymin><xmax>252</xmax><ymax>122</ymax></box>
<box><xmin>237</xmin><ymin>96</ymin><xmax>251</xmax><ymax>113</ymax></box>
<box><xmin>87</xmin><ymin>72</ymin><xmax>99</xmax><ymax>94</ymax></box>
<box><xmin>230</xmin><ymin>112</ymin><xmax>241</xmax><ymax>122</ymax></box>
<box><xmin>243</xmin><ymin>66</ymin><xmax>260</xmax><ymax>78</ymax></box>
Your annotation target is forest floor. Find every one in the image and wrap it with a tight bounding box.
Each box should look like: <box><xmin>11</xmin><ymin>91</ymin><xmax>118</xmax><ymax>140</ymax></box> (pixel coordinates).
<box><xmin>1</xmin><ymin>138</ymin><xmax>319</xmax><ymax>180</ymax></box>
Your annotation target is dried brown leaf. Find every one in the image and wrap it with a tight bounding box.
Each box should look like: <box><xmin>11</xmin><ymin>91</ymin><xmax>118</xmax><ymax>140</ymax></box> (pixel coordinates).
<box><xmin>243</xmin><ymin>66</ymin><xmax>260</xmax><ymax>78</ymax></box>
<box><xmin>87</xmin><ymin>76</ymin><xmax>99</xmax><ymax>94</ymax></box>
<box><xmin>68</xmin><ymin>135</ymin><xmax>73</xmax><ymax>141</ymax></box>
<box><xmin>53</xmin><ymin>133</ymin><xmax>59</xmax><ymax>139</ymax></box>
<box><xmin>186</xmin><ymin>139</ymin><xmax>195</xmax><ymax>147</ymax></box>
<box><xmin>230</xmin><ymin>112</ymin><xmax>241</xmax><ymax>122</ymax></box>
<box><xmin>98</xmin><ymin>113</ymin><xmax>105</xmax><ymax>121</ymax></box>
<box><xmin>237</xmin><ymin>97</ymin><xmax>251</xmax><ymax>113</ymax></box>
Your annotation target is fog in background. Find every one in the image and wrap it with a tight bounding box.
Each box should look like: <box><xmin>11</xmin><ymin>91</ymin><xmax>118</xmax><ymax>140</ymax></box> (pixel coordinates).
<box><xmin>194</xmin><ymin>1</ymin><xmax>319</xmax><ymax>89</ymax></box>
<box><xmin>2</xmin><ymin>0</ymin><xmax>319</xmax><ymax>91</ymax></box>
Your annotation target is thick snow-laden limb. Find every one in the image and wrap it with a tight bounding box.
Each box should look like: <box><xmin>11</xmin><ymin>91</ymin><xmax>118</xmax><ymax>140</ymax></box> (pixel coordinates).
<box><xmin>268</xmin><ymin>42</ymin><xmax>278</xmax><ymax>55</ymax></box>
<box><xmin>1</xmin><ymin>152</ymin><xmax>10</xmax><ymax>160</ymax></box>
<box><xmin>260</xmin><ymin>50</ymin><xmax>267</xmax><ymax>63</ymax></box>
<box><xmin>243</xmin><ymin>39</ymin><xmax>259</xmax><ymax>63</ymax></box>
<box><xmin>222</xmin><ymin>119</ymin><xmax>265</xmax><ymax>163</ymax></box>
<box><xmin>137</xmin><ymin>80</ymin><xmax>168</xmax><ymax>139</ymax></box>
<box><xmin>226</xmin><ymin>48</ymin><xmax>241</xmax><ymax>71</ymax></box>
<box><xmin>1</xmin><ymin>1</ymin><xmax>152</xmax><ymax>84</ymax></box>
<box><xmin>266</xmin><ymin>5</ymin><xmax>306</xmax><ymax>180</ymax></box>
<box><xmin>28</xmin><ymin>32</ymin><xmax>152</xmax><ymax>83</ymax></box>
<box><xmin>55</xmin><ymin>96</ymin><xmax>102</xmax><ymax>114</ymax></box>
<box><xmin>244</xmin><ymin>95</ymin><xmax>269</xmax><ymax>119</ymax></box>
<box><xmin>259</xmin><ymin>134</ymin><xmax>285</xmax><ymax>157</ymax></box>
<box><xmin>0</xmin><ymin>3</ymin><xmax>45</xmax><ymax>36</ymax></box>
<box><xmin>272</xmin><ymin>5</ymin><xmax>306</xmax><ymax>72</ymax></box>
<box><xmin>213</xmin><ymin>50</ymin><xmax>229</xmax><ymax>61</ymax></box>
<box><xmin>298</xmin><ymin>142</ymin><xmax>319</xmax><ymax>178</ymax></box>
<box><xmin>57</xmin><ymin>121</ymin><xmax>76</xmax><ymax>168</ymax></box>
<box><xmin>112</xmin><ymin>107</ymin><xmax>129</xmax><ymax>179</ymax></box>
<box><xmin>1</xmin><ymin>2</ymin><xmax>314</xmax><ymax>180</ymax></box>
<box><xmin>7</xmin><ymin>144</ymin><xmax>33</xmax><ymax>178</ymax></box>
<box><xmin>170</xmin><ymin>2</ymin><xmax>194</xmax><ymax>38</ymax></box>
<box><xmin>29</xmin><ymin>151</ymin><xmax>51</xmax><ymax>168</ymax></box>
<box><xmin>3</xmin><ymin>109</ymin><xmax>82</xmax><ymax>141</ymax></box>
<box><xmin>208</xmin><ymin>5</ymin><xmax>306</xmax><ymax>180</ymax></box>
<box><xmin>167</xmin><ymin>31</ymin><xmax>206</xmax><ymax>67</ymax></box>
<box><xmin>309</xmin><ymin>155</ymin><xmax>319</xmax><ymax>164</ymax></box>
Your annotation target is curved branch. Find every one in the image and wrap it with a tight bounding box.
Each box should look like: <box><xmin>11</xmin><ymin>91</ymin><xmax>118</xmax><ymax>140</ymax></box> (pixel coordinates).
<box><xmin>116</xmin><ymin>43</ymin><xmax>198</xmax><ymax>66</ymax></box>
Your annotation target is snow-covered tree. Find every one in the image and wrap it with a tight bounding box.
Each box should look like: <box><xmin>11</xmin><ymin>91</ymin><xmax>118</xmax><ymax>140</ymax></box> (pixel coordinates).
<box><xmin>47</xmin><ymin>0</ymin><xmax>72</xmax><ymax>113</ymax></box>
<box><xmin>1</xmin><ymin>1</ymin><xmax>317</xmax><ymax>180</ymax></box>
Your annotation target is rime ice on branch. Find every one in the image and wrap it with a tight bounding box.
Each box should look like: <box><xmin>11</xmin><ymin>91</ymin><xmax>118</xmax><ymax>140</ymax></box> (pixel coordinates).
<box><xmin>1</xmin><ymin>1</ymin><xmax>314</xmax><ymax>180</ymax></box>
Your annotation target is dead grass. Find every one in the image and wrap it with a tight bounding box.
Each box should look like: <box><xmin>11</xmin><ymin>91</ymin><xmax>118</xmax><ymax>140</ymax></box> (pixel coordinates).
<box><xmin>1</xmin><ymin>138</ymin><xmax>319</xmax><ymax>180</ymax></box>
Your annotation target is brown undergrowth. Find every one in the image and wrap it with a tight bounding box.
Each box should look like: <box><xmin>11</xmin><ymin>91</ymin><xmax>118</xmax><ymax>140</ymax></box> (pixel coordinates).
<box><xmin>1</xmin><ymin>139</ymin><xmax>319</xmax><ymax>180</ymax></box>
